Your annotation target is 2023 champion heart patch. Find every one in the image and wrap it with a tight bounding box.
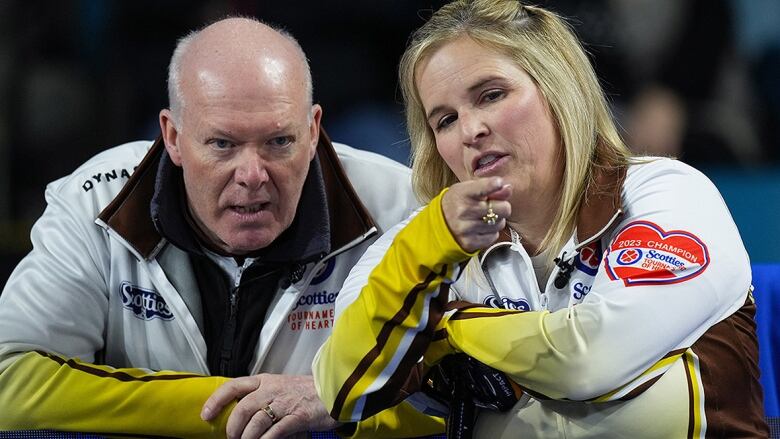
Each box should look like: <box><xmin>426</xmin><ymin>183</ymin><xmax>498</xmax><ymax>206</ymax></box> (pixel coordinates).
<box><xmin>605</xmin><ymin>220</ymin><xmax>710</xmax><ymax>286</ymax></box>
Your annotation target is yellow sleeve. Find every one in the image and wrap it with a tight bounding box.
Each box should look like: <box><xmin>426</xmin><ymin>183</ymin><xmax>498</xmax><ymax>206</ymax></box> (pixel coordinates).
<box><xmin>437</xmin><ymin>305</ymin><xmax>687</xmax><ymax>402</ymax></box>
<box><xmin>0</xmin><ymin>351</ymin><xmax>234</xmax><ymax>438</ymax></box>
<box><xmin>314</xmin><ymin>189</ymin><xmax>474</xmax><ymax>424</ymax></box>
<box><xmin>316</xmin><ymin>188</ymin><xmax>685</xmax><ymax>429</ymax></box>
<box><xmin>342</xmin><ymin>401</ymin><xmax>445</xmax><ymax>438</ymax></box>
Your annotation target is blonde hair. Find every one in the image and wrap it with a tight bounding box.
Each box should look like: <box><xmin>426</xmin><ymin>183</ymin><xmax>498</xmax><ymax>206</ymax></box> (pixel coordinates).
<box><xmin>400</xmin><ymin>0</ymin><xmax>632</xmax><ymax>255</ymax></box>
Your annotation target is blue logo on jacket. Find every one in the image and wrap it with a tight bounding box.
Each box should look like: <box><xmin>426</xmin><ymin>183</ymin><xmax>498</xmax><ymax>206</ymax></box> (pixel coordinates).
<box><xmin>311</xmin><ymin>258</ymin><xmax>336</xmax><ymax>285</ymax></box>
<box><xmin>484</xmin><ymin>295</ymin><xmax>530</xmax><ymax>311</ymax></box>
<box><xmin>119</xmin><ymin>282</ymin><xmax>174</xmax><ymax>321</ymax></box>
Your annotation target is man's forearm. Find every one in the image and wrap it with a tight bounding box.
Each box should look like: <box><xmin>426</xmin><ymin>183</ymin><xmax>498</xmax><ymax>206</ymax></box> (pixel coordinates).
<box><xmin>0</xmin><ymin>351</ymin><xmax>233</xmax><ymax>438</ymax></box>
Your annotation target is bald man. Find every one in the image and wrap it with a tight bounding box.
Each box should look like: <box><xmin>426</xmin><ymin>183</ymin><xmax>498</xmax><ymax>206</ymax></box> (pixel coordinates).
<box><xmin>0</xmin><ymin>18</ymin><xmax>418</xmax><ymax>438</ymax></box>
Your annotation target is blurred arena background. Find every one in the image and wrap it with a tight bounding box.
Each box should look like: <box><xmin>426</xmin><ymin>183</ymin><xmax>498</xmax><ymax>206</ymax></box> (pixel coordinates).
<box><xmin>0</xmin><ymin>0</ymin><xmax>779</xmax><ymax>287</ymax></box>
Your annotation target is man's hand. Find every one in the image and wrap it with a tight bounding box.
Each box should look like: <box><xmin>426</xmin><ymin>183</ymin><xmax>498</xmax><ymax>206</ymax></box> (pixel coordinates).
<box><xmin>201</xmin><ymin>374</ymin><xmax>340</xmax><ymax>439</ymax></box>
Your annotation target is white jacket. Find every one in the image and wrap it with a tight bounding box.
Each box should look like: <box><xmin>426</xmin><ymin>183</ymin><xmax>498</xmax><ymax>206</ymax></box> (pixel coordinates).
<box><xmin>316</xmin><ymin>158</ymin><xmax>768</xmax><ymax>438</ymax></box>
<box><xmin>0</xmin><ymin>137</ymin><xmax>418</xmax><ymax>376</ymax></box>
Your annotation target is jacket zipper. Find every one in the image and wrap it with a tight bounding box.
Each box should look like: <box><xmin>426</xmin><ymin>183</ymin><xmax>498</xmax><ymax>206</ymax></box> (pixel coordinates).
<box><xmin>219</xmin><ymin>264</ymin><xmax>244</xmax><ymax>376</ymax></box>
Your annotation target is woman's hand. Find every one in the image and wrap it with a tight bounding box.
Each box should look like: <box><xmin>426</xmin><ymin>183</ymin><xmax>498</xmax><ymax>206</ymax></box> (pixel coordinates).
<box><xmin>441</xmin><ymin>177</ymin><xmax>512</xmax><ymax>253</ymax></box>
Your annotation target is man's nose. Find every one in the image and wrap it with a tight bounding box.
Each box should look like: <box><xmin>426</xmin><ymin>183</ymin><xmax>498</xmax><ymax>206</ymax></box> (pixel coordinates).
<box><xmin>460</xmin><ymin>112</ymin><xmax>489</xmax><ymax>147</ymax></box>
<box><xmin>234</xmin><ymin>149</ymin><xmax>270</xmax><ymax>189</ymax></box>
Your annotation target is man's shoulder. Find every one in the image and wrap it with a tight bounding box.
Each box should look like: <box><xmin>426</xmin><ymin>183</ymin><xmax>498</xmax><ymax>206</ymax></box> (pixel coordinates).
<box><xmin>331</xmin><ymin>142</ymin><xmax>419</xmax><ymax>232</ymax></box>
<box><xmin>46</xmin><ymin>140</ymin><xmax>152</xmax><ymax>209</ymax></box>
<box><xmin>47</xmin><ymin>140</ymin><xmax>154</xmax><ymax>196</ymax></box>
<box><xmin>332</xmin><ymin>142</ymin><xmax>411</xmax><ymax>176</ymax></box>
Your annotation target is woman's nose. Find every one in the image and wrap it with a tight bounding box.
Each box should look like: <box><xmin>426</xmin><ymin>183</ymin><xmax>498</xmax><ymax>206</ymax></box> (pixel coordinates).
<box><xmin>459</xmin><ymin>112</ymin><xmax>489</xmax><ymax>147</ymax></box>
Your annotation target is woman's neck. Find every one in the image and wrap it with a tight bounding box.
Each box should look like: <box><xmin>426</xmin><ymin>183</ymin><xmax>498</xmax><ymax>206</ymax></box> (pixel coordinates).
<box><xmin>507</xmin><ymin>191</ymin><xmax>560</xmax><ymax>256</ymax></box>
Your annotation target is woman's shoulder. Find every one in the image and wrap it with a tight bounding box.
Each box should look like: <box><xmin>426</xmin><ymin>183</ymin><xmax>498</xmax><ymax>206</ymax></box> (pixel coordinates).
<box><xmin>624</xmin><ymin>156</ymin><xmax>714</xmax><ymax>191</ymax></box>
<box><xmin>626</xmin><ymin>156</ymin><xmax>704</xmax><ymax>177</ymax></box>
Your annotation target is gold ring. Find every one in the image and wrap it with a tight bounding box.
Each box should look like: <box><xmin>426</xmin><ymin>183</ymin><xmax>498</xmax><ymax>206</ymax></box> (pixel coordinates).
<box><xmin>261</xmin><ymin>404</ymin><xmax>279</xmax><ymax>424</ymax></box>
<box><xmin>482</xmin><ymin>200</ymin><xmax>499</xmax><ymax>225</ymax></box>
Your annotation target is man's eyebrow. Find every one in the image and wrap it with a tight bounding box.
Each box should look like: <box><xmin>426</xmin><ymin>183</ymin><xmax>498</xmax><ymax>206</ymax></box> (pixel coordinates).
<box><xmin>425</xmin><ymin>75</ymin><xmax>505</xmax><ymax>122</ymax></box>
<box><xmin>204</xmin><ymin>122</ymin><xmax>297</xmax><ymax>141</ymax></box>
<box><xmin>210</xmin><ymin>128</ymin><xmax>237</xmax><ymax>140</ymax></box>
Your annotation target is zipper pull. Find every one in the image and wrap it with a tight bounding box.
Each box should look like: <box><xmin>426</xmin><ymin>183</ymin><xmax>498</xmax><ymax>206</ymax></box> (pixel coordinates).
<box><xmin>288</xmin><ymin>263</ymin><xmax>305</xmax><ymax>284</ymax></box>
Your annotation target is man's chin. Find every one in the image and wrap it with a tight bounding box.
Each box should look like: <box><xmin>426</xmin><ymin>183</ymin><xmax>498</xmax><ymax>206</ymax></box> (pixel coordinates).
<box><xmin>222</xmin><ymin>232</ymin><xmax>279</xmax><ymax>255</ymax></box>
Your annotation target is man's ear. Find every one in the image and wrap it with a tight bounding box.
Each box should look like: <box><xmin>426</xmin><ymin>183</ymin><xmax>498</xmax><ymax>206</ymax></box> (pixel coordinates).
<box><xmin>159</xmin><ymin>109</ymin><xmax>183</xmax><ymax>166</ymax></box>
<box><xmin>308</xmin><ymin>104</ymin><xmax>323</xmax><ymax>161</ymax></box>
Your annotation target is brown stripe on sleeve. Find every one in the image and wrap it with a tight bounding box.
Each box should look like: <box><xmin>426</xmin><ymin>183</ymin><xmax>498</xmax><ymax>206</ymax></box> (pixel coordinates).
<box><xmin>443</xmin><ymin>300</ymin><xmax>492</xmax><ymax>312</ymax></box>
<box><xmin>331</xmin><ymin>266</ymin><xmax>446</xmax><ymax>419</ymax></box>
<box><xmin>361</xmin><ymin>284</ymin><xmax>451</xmax><ymax>416</ymax></box>
<box><xmin>616</xmin><ymin>375</ymin><xmax>663</xmax><ymax>401</ymax></box>
<box><xmin>449</xmin><ymin>309</ymin><xmax>522</xmax><ymax>320</ymax></box>
<box><xmin>664</xmin><ymin>348</ymin><xmax>688</xmax><ymax>359</ymax></box>
<box><xmin>433</xmin><ymin>328</ymin><xmax>448</xmax><ymax>341</ymax></box>
<box><xmin>683</xmin><ymin>352</ymin><xmax>696</xmax><ymax>439</ymax></box>
<box><xmin>36</xmin><ymin>351</ymin><xmax>205</xmax><ymax>381</ymax></box>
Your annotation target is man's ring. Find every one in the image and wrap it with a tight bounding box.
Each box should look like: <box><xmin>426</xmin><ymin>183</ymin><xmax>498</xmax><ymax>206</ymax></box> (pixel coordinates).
<box><xmin>261</xmin><ymin>404</ymin><xmax>279</xmax><ymax>424</ymax></box>
<box><xmin>482</xmin><ymin>200</ymin><xmax>499</xmax><ymax>225</ymax></box>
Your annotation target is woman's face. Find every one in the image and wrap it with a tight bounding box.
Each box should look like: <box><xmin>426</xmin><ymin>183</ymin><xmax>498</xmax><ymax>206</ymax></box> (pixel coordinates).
<box><xmin>416</xmin><ymin>36</ymin><xmax>563</xmax><ymax>211</ymax></box>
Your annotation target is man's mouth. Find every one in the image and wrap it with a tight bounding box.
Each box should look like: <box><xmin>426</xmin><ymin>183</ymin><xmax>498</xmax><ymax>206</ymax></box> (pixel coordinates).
<box><xmin>231</xmin><ymin>203</ymin><xmax>268</xmax><ymax>214</ymax></box>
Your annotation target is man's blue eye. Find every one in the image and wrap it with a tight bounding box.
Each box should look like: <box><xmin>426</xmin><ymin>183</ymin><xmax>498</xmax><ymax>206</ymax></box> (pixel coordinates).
<box><xmin>214</xmin><ymin>139</ymin><xmax>231</xmax><ymax>149</ymax></box>
<box><xmin>271</xmin><ymin>137</ymin><xmax>293</xmax><ymax>147</ymax></box>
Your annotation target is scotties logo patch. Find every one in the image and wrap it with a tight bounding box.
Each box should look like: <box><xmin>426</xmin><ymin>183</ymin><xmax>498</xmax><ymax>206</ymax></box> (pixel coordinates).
<box><xmin>119</xmin><ymin>282</ymin><xmax>174</xmax><ymax>321</ymax></box>
<box><xmin>604</xmin><ymin>221</ymin><xmax>709</xmax><ymax>286</ymax></box>
<box><xmin>484</xmin><ymin>295</ymin><xmax>530</xmax><ymax>311</ymax></box>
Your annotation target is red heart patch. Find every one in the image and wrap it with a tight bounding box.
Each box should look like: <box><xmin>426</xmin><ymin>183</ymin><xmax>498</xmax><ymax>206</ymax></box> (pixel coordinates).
<box><xmin>604</xmin><ymin>220</ymin><xmax>710</xmax><ymax>286</ymax></box>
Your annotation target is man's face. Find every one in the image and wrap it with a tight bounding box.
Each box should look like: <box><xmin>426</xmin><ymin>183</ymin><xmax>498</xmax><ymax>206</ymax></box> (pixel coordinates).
<box><xmin>161</xmin><ymin>71</ymin><xmax>321</xmax><ymax>255</ymax></box>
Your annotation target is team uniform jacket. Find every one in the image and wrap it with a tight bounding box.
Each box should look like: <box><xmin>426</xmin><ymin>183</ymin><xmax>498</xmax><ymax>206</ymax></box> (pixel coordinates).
<box><xmin>314</xmin><ymin>158</ymin><xmax>769</xmax><ymax>438</ymax></box>
<box><xmin>0</xmin><ymin>136</ymin><xmax>419</xmax><ymax>437</ymax></box>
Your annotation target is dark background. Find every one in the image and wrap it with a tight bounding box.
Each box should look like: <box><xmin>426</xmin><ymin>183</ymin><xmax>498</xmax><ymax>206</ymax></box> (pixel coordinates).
<box><xmin>1</xmin><ymin>0</ymin><xmax>779</xmax><ymax>286</ymax></box>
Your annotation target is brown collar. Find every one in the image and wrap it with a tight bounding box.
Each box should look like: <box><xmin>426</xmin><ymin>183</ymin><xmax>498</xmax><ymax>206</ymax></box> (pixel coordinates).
<box><xmin>575</xmin><ymin>165</ymin><xmax>626</xmax><ymax>244</ymax></box>
<box><xmin>97</xmin><ymin>130</ymin><xmax>377</xmax><ymax>260</ymax></box>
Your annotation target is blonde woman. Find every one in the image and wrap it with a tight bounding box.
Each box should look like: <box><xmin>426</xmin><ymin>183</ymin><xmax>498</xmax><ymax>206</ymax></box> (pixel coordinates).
<box><xmin>314</xmin><ymin>1</ymin><xmax>768</xmax><ymax>437</ymax></box>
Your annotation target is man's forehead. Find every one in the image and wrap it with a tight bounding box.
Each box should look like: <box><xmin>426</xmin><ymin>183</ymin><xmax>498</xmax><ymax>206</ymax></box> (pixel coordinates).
<box><xmin>178</xmin><ymin>59</ymin><xmax>306</xmax><ymax>122</ymax></box>
<box><xmin>186</xmin><ymin>50</ymin><xmax>295</xmax><ymax>85</ymax></box>
<box><xmin>183</xmin><ymin>100</ymin><xmax>310</xmax><ymax>139</ymax></box>
<box><xmin>182</xmin><ymin>21</ymin><xmax>303</xmax><ymax>82</ymax></box>
<box><xmin>181</xmin><ymin>50</ymin><xmax>306</xmax><ymax>103</ymax></box>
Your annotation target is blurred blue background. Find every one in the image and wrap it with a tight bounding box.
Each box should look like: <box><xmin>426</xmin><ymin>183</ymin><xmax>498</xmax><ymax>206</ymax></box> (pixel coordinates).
<box><xmin>0</xmin><ymin>0</ymin><xmax>779</xmax><ymax>285</ymax></box>
<box><xmin>708</xmin><ymin>168</ymin><xmax>780</xmax><ymax>262</ymax></box>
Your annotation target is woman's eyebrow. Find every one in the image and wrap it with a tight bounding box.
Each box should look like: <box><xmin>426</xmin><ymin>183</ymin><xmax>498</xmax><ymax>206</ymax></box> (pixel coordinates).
<box><xmin>426</xmin><ymin>76</ymin><xmax>506</xmax><ymax>121</ymax></box>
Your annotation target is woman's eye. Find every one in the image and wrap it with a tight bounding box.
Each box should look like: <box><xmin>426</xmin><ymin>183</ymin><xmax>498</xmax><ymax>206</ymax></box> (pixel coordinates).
<box><xmin>482</xmin><ymin>89</ymin><xmax>505</xmax><ymax>103</ymax></box>
<box><xmin>436</xmin><ymin>114</ymin><xmax>457</xmax><ymax>131</ymax></box>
